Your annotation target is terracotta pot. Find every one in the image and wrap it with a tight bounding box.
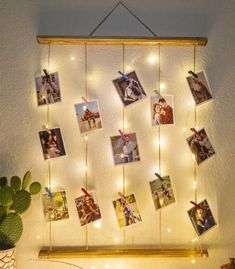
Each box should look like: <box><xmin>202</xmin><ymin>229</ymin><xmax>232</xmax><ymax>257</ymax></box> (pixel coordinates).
<box><xmin>0</xmin><ymin>247</ymin><xmax>16</xmax><ymax>269</ymax></box>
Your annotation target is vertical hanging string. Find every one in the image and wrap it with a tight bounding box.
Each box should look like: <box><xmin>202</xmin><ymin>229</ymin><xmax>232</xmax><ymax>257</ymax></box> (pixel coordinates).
<box><xmin>158</xmin><ymin>45</ymin><xmax>162</xmax><ymax>250</ymax></box>
<box><xmin>193</xmin><ymin>45</ymin><xmax>197</xmax><ymax>205</ymax></box>
<box><xmin>122</xmin><ymin>43</ymin><xmax>126</xmax><ymax>246</ymax></box>
<box><xmin>46</xmin><ymin>43</ymin><xmax>52</xmax><ymax>251</ymax></box>
<box><xmin>84</xmin><ymin>43</ymin><xmax>89</xmax><ymax>251</ymax></box>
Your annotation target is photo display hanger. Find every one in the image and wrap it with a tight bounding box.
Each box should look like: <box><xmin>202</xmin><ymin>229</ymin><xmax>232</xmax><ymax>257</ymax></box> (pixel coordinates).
<box><xmin>37</xmin><ymin>0</ymin><xmax>209</xmax><ymax>261</ymax></box>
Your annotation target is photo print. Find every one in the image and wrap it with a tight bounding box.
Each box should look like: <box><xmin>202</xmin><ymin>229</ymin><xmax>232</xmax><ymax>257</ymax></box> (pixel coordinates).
<box><xmin>188</xmin><ymin>199</ymin><xmax>216</xmax><ymax>236</ymax></box>
<box><xmin>113</xmin><ymin>193</ymin><xmax>142</xmax><ymax>228</ymax></box>
<box><xmin>151</xmin><ymin>95</ymin><xmax>174</xmax><ymax>125</ymax></box>
<box><xmin>35</xmin><ymin>72</ymin><xmax>61</xmax><ymax>106</ymax></box>
<box><xmin>186</xmin><ymin>128</ymin><xmax>215</xmax><ymax>165</ymax></box>
<box><xmin>113</xmin><ymin>71</ymin><xmax>147</xmax><ymax>106</ymax></box>
<box><xmin>186</xmin><ymin>71</ymin><xmax>213</xmax><ymax>105</ymax></box>
<box><xmin>74</xmin><ymin>100</ymin><xmax>103</xmax><ymax>134</ymax></box>
<box><xmin>75</xmin><ymin>192</ymin><xmax>102</xmax><ymax>227</ymax></box>
<box><xmin>42</xmin><ymin>190</ymin><xmax>69</xmax><ymax>222</ymax></box>
<box><xmin>110</xmin><ymin>133</ymin><xmax>140</xmax><ymax>165</ymax></box>
<box><xmin>39</xmin><ymin>127</ymin><xmax>66</xmax><ymax>160</ymax></box>
<box><xmin>149</xmin><ymin>175</ymin><xmax>176</xmax><ymax>210</ymax></box>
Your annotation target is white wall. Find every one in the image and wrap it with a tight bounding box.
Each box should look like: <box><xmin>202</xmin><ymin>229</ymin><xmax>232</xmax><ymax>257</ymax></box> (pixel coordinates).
<box><xmin>0</xmin><ymin>1</ymin><xmax>235</xmax><ymax>269</ymax></box>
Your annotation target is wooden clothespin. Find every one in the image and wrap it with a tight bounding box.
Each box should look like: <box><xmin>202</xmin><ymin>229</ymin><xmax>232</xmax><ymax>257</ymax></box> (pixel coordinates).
<box><xmin>43</xmin><ymin>69</ymin><xmax>50</xmax><ymax>78</ymax></box>
<box><xmin>188</xmin><ymin>70</ymin><xmax>198</xmax><ymax>78</ymax></box>
<box><xmin>190</xmin><ymin>201</ymin><xmax>203</xmax><ymax>210</ymax></box>
<box><xmin>118</xmin><ymin>129</ymin><xmax>126</xmax><ymax>142</ymax></box>
<box><xmin>42</xmin><ymin>124</ymin><xmax>49</xmax><ymax>131</ymax></box>
<box><xmin>155</xmin><ymin>173</ymin><xmax>164</xmax><ymax>181</ymax></box>
<box><xmin>190</xmin><ymin>128</ymin><xmax>199</xmax><ymax>135</ymax></box>
<box><xmin>45</xmin><ymin>187</ymin><xmax>53</xmax><ymax>198</ymax></box>
<box><xmin>117</xmin><ymin>192</ymin><xmax>125</xmax><ymax>199</ymax></box>
<box><xmin>118</xmin><ymin>71</ymin><xmax>128</xmax><ymax>80</ymax></box>
<box><xmin>81</xmin><ymin>188</ymin><xmax>90</xmax><ymax>197</ymax></box>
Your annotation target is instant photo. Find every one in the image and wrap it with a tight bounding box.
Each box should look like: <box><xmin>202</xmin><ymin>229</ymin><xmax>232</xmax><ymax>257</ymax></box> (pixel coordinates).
<box><xmin>35</xmin><ymin>72</ymin><xmax>61</xmax><ymax>106</ymax></box>
<box><xmin>188</xmin><ymin>199</ymin><xmax>216</xmax><ymax>236</ymax></box>
<box><xmin>74</xmin><ymin>100</ymin><xmax>103</xmax><ymax>134</ymax></box>
<box><xmin>186</xmin><ymin>128</ymin><xmax>215</xmax><ymax>165</ymax></box>
<box><xmin>42</xmin><ymin>191</ymin><xmax>69</xmax><ymax>222</ymax></box>
<box><xmin>113</xmin><ymin>193</ymin><xmax>142</xmax><ymax>228</ymax></box>
<box><xmin>186</xmin><ymin>71</ymin><xmax>213</xmax><ymax>105</ymax></box>
<box><xmin>75</xmin><ymin>192</ymin><xmax>102</xmax><ymax>227</ymax></box>
<box><xmin>149</xmin><ymin>175</ymin><xmax>175</xmax><ymax>210</ymax></box>
<box><xmin>39</xmin><ymin>127</ymin><xmax>66</xmax><ymax>160</ymax></box>
<box><xmin>151</xmin><ymin>95</ymin><xmax>174</xmax><ymax>126</ymax></box>
<box><xmin>113</xmin><ymin>71</ymin><xmax>147</xmax><ymax>106</ymax></box>
<box><xmin>110</xmin><ymin>133</ymin><xmax>140</xmax><ymax>165</ymax></box>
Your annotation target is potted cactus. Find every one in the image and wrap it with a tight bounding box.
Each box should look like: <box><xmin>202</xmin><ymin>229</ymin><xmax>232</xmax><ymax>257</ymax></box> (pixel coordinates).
<box><xmin>0</xmin><ymin>171</ymin><xmax>41</xmax><ymax>269</ymax></box>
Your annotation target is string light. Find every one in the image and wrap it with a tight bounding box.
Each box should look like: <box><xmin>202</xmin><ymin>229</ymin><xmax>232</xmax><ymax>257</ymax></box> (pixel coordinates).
<box><xmin>88</xmin><ymin>76</ymin><xmax>93</xmax><ymax>81</ymax></box>
<box><xmin>91</xmin><ymin>266</ymin><xmax>95</xmax><ymax>269</ymax></box>
<box><xmin>167</xmin><ymin>228</ymin><xmax>171</xmax><ymax>233</ymax></box>
<box><xmin>193</xmin><ymin>180</ymin><xmax>197</xmax><ymax>189</ymax></box>
<box><xmin>93</xmin><ymin>220</ymin><xmax>102</xmax><ymax>229</ymax></box>
<box><xmin>70</xmin><ymin>56</ymin><xmax>75</xmax><ymax>61</ymax></box>
<box><xmin>36</xmin><ymin>235</ymin><xmax>41</xmax><ymax>240</ymax></box>
<box><xmin>105</xmin><ymin>264</ymin><xmax>110</xmax><ymax>269</ymax></box>
<box><xmin>192</xmin><ymin>154</ymin><xmax>196</xmax><ymax>161</ymax></box>
<box><xmin>160</xmin><ymin>81</ymin><xmax>166</xmax><ymax>91</ymax></box>
<box><xmin>182</xmin><ymin>127</ymin><xmax>187</xmax><ymax>132</ymax></box>
<box><xmin>191</xmin><ymin>259</ymin><xmax>196</xmax><ymax>264</ymax></box>
<box><xmin>191</xmin><ymin>237</ymin><xmax>198</xmax><ymax>242</ymax></box>
<box><xmin>126</xmin><ymin>65</ymin><xmax>131</xmax><ymax>71</ymax></box>
<box><xmin>114</xmin><ymin>237</ymin><xmax>120</xmax><ymax>243</ymax></box>
<box><xmin>147</xmin><ymin>54</ymin><xmax>158</xmax><ymax>64</ymax></box>
<box><xmin>85</xmin><ymin>135</ymin><xmax>88</xmax><ymax>141</ymax></box>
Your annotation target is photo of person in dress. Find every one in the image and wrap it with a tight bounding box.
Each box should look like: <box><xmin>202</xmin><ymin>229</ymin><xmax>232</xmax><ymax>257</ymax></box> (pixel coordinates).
<box><xmin>188</xmin><ymin>199</ymin><xmax>216</xmax><ymax>236</ymax></box>
<box><xmin>186</xmin><ymin>128</ymin><xmax>215</xmax><ymax>165</ymax></box>
<box><xmin>110</xmin><ymin>133</ymin><xmax>140</xmax><ymax>165</ymax></box>
<box><xmin>186</xmin><ymin>71</ymin><xmax>213</xmax><ymax>105</ymax></box>
<box><xmin>113</xmin><ymin>193</ymin><xmax>142</xmax><ymax>228</ymax></box>
<box><xmin>113</xmin><ymin>71</ymin><xmax>147</xmax><ymax>106</ymax></box>
<box><xmin>151</xmin><ymin>95</ymin><xmax>174</xmax><ymax>125</ymax></box>
<box><xmin>39</xmin><ymin>128</ymin><xmax>66</xmax><ymax>160</ymax></box>
<box><xmin>42</xmin><ymin>191</ymin><xmax>69</xmax><ymax>222</ymax></box>
<box><xmin>35</xmin><ymin>72</ymin><xmax>61</xmax><ymax>106</ymax></box>
<box><xmin>149</xmin><ymin>175</ymin><xmax>175</xmax><ymax>210</ymax></box>
<box><xmin>75</xmin><ymin>192</ymin><xmax>102</xmax><ymax>226</ymax></box>
<box><xmin>74</xmin><ymin>100</ymin><xmax>103</xmax><ymax>134</ymax></box>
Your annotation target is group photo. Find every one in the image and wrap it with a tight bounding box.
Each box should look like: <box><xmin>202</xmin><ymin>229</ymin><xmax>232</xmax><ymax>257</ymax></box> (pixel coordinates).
<box><xmin>35</xmin><ymin>72</ymin><xmax>61</xmax><ymax>106</ymax></box>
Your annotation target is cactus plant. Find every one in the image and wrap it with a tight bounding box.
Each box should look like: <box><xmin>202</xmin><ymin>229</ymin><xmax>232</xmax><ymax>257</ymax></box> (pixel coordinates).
<box><xmin>0</xmin><ymin>171</ymin><xmax>41</xmax><ymax>250</ymax></box>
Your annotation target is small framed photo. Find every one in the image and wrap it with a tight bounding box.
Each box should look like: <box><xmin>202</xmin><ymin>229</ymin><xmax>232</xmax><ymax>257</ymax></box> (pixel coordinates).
<box><xmin>35</xmin><ymin>72</ymin><xmax>61</xmax><ymax>106</ymax></box>
<box><xmin>151</xmin><ymin>95</ymin><xmax>174</xmax><ymax>125</ymax></box>
<box><xmin>186</xmin><ymin>71</ymin><xmax>213</xmax><ymax>105</ymax></box>
<box><xmin>113</xmin><ymin>71</ymin><xmax>147</xmax><ymax>106</ymax></box>
<box><xmin>74</xmin><ymin>100</ymin><xmax>103</xmax><ymax>134</ymax></box>
<box><xmin>42</xmin><ymin>191</ymin><xmax>69</xmax><ymax>222</ymax></box>
<box><xmin>113</xmin><ymin>193</ymin><xmax>142</xmax><ymax>228</ymax></box>
<box><xmin>188</xmin><ymin>199</ymin><xmax>216</xmax><ymax>236</ymax></box>
<box><xmin>186</xmin><ymin>128</ymin><xmax>215</xmax><ymax>165</ymax></box>
<box><xmin>39</xmin><ymin>127</ymin><xmax>66</xmax><ymax>160</ymax></box>
<box><xmin>149</xmin><ymin>175</ymin><xmax>176</xmax><ymax>210</ymax></box>
<box><xmin>110</xmin><ymin>133</ymin><xmax>140</xmax><ymax>165</ymax></box>
<box><xmin>75</xmin><ymin>192</ymin><xmax>102</xmax><ymax>227</ymax></box>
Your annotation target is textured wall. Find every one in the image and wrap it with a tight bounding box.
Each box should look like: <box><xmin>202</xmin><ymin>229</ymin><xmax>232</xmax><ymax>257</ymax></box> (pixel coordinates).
<box><xmin>0</xmin><ymin>1</ymin><xmax>235</xmax><ymax>269</ymax></box>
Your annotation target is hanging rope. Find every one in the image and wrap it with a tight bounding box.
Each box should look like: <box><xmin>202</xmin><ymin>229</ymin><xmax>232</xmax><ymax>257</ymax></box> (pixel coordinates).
<box><xmin>193</xmin><ymin>45</ymin><xmax>197</xmax><ymax>205</ymax></box>
<box><xmin>157</xmin><ymin>45</ymin><xmax>163</xmax><ymax>250</ymax></box>
<box><xmin>89</xmin><ymin>1</ymin><xmax>157</xmax><ymax>37</ymax></box>
<box><xmin>84</xmin><ymin>43</ymin><xmax>89</xmax><ymax>251</ymax></box>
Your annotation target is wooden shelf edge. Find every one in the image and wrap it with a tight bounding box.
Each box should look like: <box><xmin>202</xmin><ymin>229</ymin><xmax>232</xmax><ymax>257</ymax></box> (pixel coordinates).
<box><xmin>36</xmin><ymin>36</ymin><xmax>208</xmax><ymax>46</ymax></box>
<box><xmin>38</xmin><ymin>247</ymin><xmax>209</xmax><ymax>259</ymax></box>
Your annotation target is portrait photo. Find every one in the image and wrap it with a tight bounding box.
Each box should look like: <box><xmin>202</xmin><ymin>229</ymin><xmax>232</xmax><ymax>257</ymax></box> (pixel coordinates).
<box><xmin>35</xmin><ymin>72</ymin><xmax>61</xmax><ymax>106</ymax></box>
<box><xmin>186</xmin><ymin>71</ymin><xmax>213</xmax><ymax>105</ymax></box>
<box><xmin>186</xmin><ymin>128</ymin><xmax>215</xmax><ymax>165</ymax></box>
<box><xmin>110</xmin><ymin>133</ymin><xmax>140</xmax><ymax>165</ymax></box>
<box><xmin>113</xmin><ymin>71</ymin><xmax>147</xmax><ymax>106</ymax></box>
<box><xmin>74</xmin><ymin>100</ymin><xmax>103</xmax><ymax>134</ymax></box>
<box><xmin>149</xmin><ymin>175</ymin><xmax>176</xmax><ymax>210</ymax></box>
<box><xmin>42</xmin><ymin>191</ymin><xmax>69</xmax><ymax>222</ymax></box>
<box><xmin>39</xmin><ymin>127</ymin><xmax>66</xmax><ymax>160</ymax></box>
<box><xmin>151</xmin><ymin>95</ymin><xmax>174</xmax><ymax>125</ymax></box>
<box><xmin>75</xmin><ymin>192</ymin><xmax>102</xmax><ymax>227</ymax></box>
<box><xmin>113</xmin><ymin>193</ymin><xmax>142</xmax><ymax>228</ymax></box>
<box><xmin>188</xmin><ymin>199</ymin><xmax>216</xmax><ymax>236</ymax></box>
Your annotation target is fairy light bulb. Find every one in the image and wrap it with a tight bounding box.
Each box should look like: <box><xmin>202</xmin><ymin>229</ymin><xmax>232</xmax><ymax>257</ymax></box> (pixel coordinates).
<box><xmin>120</xmin><ymin>153</ymin><xmax>124</xmax><ymax>159</ymax></box>
<box><xmin>84</xmin><ymin>165</ymin><xmax>87</xmax><ymax>171</ymax></box>
<box><xmin>88</xmin><ymin>76</ymin><xmax>93</xmax><ymax>81</ymax></box>
<box><xmin>91</xmin><ymin>266</ymin><xmax>95</xmax><ymax>269</ymax></box>
<box><xmin>192</xmin><ymin>154</ymin><xmax>196</xmax><ymax>161</ymax></box>
<box><xmin>126</xmin><ymin>66</ymin><xmax>131</xmax><ymax>71</ymax></box>
<box><xmin>85</xmin><ymin>135</ymin><xmax>88</xmax><ymax>141</ymax></box>
<box><xmin>147</xmin><ymin>54</ymin><xmax>158</xmax><ymax>64</ymax></box>
<box><xmin>70</xmin><ymin>56</ymin><xmax>75</xmax><ymax>61</ymax></box>
<box><xmin>114</xmin><ymin>237</ymin><xmax>120</xmax><ymax>243</ymax></box>
<box><xmin>105</xmin><ymin>264</ymin><xmax>110</xmax><ymax>269</ymax></box>
<box><xmin>193</xmin><ymin>181</ymin><xmax>197</xmax><ymax>189</ymax></box>
<box><xmin>167</xmin><ymin>228</ymin><xmax>171</xmax><ymax>233</ymax></box>
<box><xmin>191</xmin><ymin>237</ymin><xmax>198</xmax><ymax>242</ymax></box>
<box><xmin>94</xmin><ymin>220</ymin><xmax>102</xmax><ymax>229</ymax></box>
<box><xmin>160</xmin><ymin>82</ymin><xmax>166</xmax><ymax>91</ymax></box>
<box><xmin>182</xmin><ymin>127</ymin><xmax>187</xmax><ymax>132</ymax></box>
<box><xmin>83</xmin><ymin>105</ymin><xmax>87</xmax><ymax>111</ymax></box>
<box><xmin>191</xmin><ymin>259</ymin><xmax>196</xmax><ymax>264</ymax></box>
